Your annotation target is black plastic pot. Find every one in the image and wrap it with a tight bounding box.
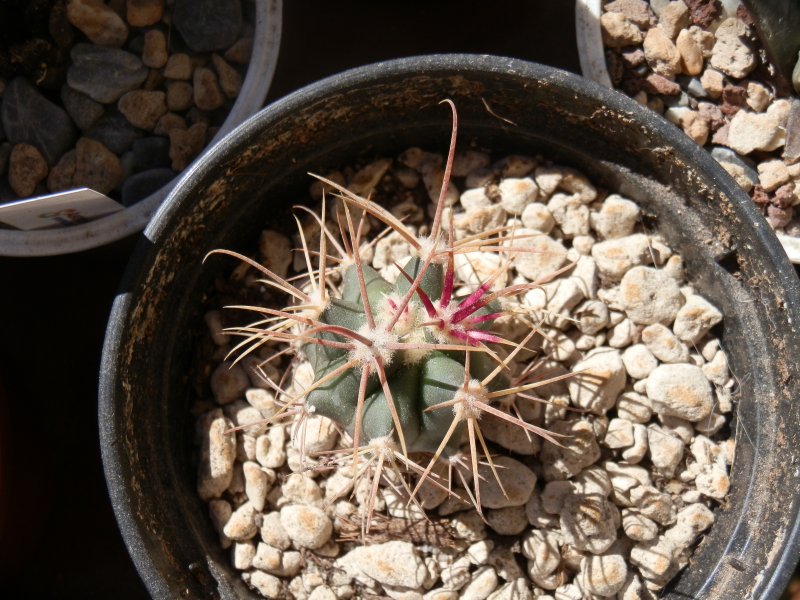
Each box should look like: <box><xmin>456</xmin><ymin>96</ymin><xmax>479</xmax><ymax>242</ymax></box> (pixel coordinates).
<box><xmin>100</xmin><ymin>55</ymin><xmax>800</xmax><ymax>599</ymax></box>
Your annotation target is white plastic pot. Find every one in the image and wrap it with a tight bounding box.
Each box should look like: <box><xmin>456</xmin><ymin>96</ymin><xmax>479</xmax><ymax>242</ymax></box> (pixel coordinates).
<box><xmin>0</xmin><ymin>0</ymin><xmax>282</xmax><ymax>257</ymax></box>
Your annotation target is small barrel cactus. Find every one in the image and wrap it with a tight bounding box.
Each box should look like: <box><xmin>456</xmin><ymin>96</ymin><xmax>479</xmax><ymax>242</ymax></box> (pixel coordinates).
<box><xmin>212</xmin><ymin>101</ymin><xmax>574</xmax><ymax>523</ymax></box>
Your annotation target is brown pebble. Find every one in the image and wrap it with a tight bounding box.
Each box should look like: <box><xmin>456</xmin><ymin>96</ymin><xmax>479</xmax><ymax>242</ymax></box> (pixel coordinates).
<box><xmin>118</xmin><ymin>90</ymin><xmax>168</xmax><ymax>130</ymax></box>
<box><xmin>751</xmin><ymin>185</ymin><xmax>771</xmax><ymax>206</ymax></box>
<box><xmin>193</xmin><ymin>67</ymin><xmax>225</xmax><ymax>111</ymax></box>
<box><xmin>9</xmin><ymin>144</ymin><xmax>49</xmax><ymax>197</ymax></box>
<box><xmin>74</xmin><ymin>137</ymin><xmax>122</xmax><ymax>194</ymax></box>
<box><xmin>169</xmin><ymin>122</ymin><xmax>207</xmax><ymax>170</ymax></box>
<box><xmin>721</xmin><ymin>84</ymin><xmax>748</xmax><ymax>117</ymax></box>
<box><xmin>47</xmin><ymin>149</ymin><xmax>78</xmax><ymax>192</ymax></box>
<box><xmin>211</xmin><ymin>54</ymin><xmax>242</xmax><ymax>99</ymax></box>
<box><xmin>66</xmin><ymin>0</ymin><xmax>129</xmax><ymax>48</ymax></box>
<box><xmin>142</xmin><ymin>29</ymin><xmax>168</xmax><ymax>68</ymax></box>
<box><xmin>736</xmin><ymin>3</ymin><xmax>755</xmax><ymax>27</ymax></box>
<box><xmin>774</xmin><ymin>183</ymin><xmax>796</xmax><ymax>209</ymax></box>
<box><xmin>606</xmin><ymin>50</ymin><xmax>624</xmax><ymax>86</ymax></box>
<box><xmin>621</xmin><ymin>48</ymin><xmax>646</xmax><ymax>68</ymax></box>
<box><xmin>676</xmin><ymin>29</ymin><xmax>704</xmax><ymax>76</ymax></box>
<box><xmin>684</xmin><ymin>0</ymin><xmax>721</xmax><ymax>28</ymax></box>
<box><xmin>167</xmin><ymin>81</ymin><xmax>194</xmax><ymax>112</ymax></box>
<box><xmin>604</xmin><ymin>0</ymin><xmax>655</xmax><ymax>28</ymax></box>
<box><xmin>164</xmin><ymin>53</ymin><xmax>193</xmax><ymax>80</ymax></box>
<box><xmin>186</xmin><ymin>107</ymin><xmax>210</xmax><ymax>126</ymax></box>
<box><xmin>49</xmin><ymin>1</ymin><xmax>75</xmax><ymax>48</ymax></box>
<box><xmin>154</xmin><ymin>112</ymin><xmax>188</xmax><ymax>135</ymax></box>
<box><xmin>697</xmin><ymin>101</ymin><xmax>726</xmax><ymax>131</ymax></box>
<box><xmin>143</xmin><ymin>68</ymin><xmax>165</xmax><ymax>91</ymax></box>
<box><xmin>643</xmin><ymin>73</ymin><xmax>681</xmax><ymax>95</ymax></box>
<box><xmin>224</xmin><ymin>37</ymin><xmax>254</xmax><ymax>65</ymax></box>
<box><xmin>126</xmin><ymin>0</ymin><xmax>164</xmax><ymax>27</ymax></box>
<box><xmin>767</xmin><ymin>204</ymin><xmax>793</xmax><ymax>229</ymax></box>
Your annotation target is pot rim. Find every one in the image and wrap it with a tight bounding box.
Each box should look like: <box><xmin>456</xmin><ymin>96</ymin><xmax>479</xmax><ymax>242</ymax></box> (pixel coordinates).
<box><xmin>0</xmin><ymin>0</ymin><xmax>282</xmax><ymax>257</ymax></box>
<box><xmin>101</xmin><ymin>53</ymin><xmax>800</xmax><ymax>599</ymax></box>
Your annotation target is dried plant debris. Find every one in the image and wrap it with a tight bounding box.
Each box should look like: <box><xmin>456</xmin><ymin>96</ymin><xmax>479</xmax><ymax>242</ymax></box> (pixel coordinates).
<box><xmin>194</xmin><ymin>110</ymin><xmax>735</xmax><ymax>599</ymax></box>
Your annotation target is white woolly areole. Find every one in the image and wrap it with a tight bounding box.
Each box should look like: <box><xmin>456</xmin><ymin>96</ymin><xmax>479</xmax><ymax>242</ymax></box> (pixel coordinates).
<box><xmin>401</xmin><ymin>324</ymin><xmax>432</xmax><ymax>365</ymax></box>
<box><xmin>454</xmin><ymin>379</ymin><xmax>489</xmax><ymax>420</ymax></box>
<box><xmin>366</xmin><ymin>435</ymin><xmax>401</xmax><ymax>461</ymax></box>
<box><xmin>415</xmin><ymin>235</ymin><xmax>448</xmax><ymax>264</ymax></box>
<box><xmin>376</xmin><ymin>293</ymin><xmax>419</xmax><ymax>335</ymax></box>
<box><xmin>303</xmin><ymin>288</ymin><xmax>330</xmax><ymax>321</ymax></box>
<box><xmin>349</xmin><ymin>324</ymin><xmax>397</xmax><ymax>368</ymax></box>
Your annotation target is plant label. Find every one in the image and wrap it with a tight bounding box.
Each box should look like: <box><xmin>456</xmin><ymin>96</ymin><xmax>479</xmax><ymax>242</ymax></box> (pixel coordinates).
<box><xmin>0</xmin><ymin>188</ymin><xmax>125</xmax><ymax>230</ymax></box>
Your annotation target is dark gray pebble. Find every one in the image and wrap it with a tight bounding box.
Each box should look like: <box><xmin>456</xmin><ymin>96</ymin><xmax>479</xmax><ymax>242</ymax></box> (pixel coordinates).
<box><xmin>121</xmin><ymin>167</ymin><xmax>175</xmax><ymax>206</ymax></box>
<box><xmin>61</xmin><ymin>84</ymin><xmax>105</xmax><ymax>131</ymax></box>
<box><xmin>173</xmin><ymin>0</ymin><xmax>242</xmax><ymax>53</ymax></box>
<box><xmin>86</xmin><ymin>112</ymin><xmax>142</xmax><ymax>155</ymax></box>
<box><xmin>67</xmin><ymin>43</ymin><xmax>148</xmax><ymax>104</ymax></box>
<box><xmin>0</xmin><ymin>141</ymin><xmax>10</xmax><ymax>177</ymax></box>
<box><xmin>132</xmin><ymin>136</ymin><xmax>171</xmax><ymax>172</ymax></box>
<box><xmin>1</xmin><ymin>77</ymin><xmax>77</xmax><ymax>165</ymax></box>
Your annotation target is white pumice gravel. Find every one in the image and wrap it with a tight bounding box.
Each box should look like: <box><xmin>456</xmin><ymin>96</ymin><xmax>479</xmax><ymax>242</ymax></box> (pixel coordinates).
<box><xmin>193</xmin><ymin>148</ymin><xmax>735</xmax><ymax>598</ymax></box>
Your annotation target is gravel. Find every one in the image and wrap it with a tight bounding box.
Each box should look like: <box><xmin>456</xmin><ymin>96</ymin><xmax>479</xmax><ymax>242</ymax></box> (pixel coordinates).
<box><xmin>599</xmin><ymin>0</ymin><xmax>800</xmax><ymax>247</ymax></box>
<box><xmin>0</xmin><ymin>0</ymin><xmax>254</xmax><ymax>208</ymax></box>
<box><xmin>193</xmin><ymin>146</ymin><xmax>734</xmax><ymax>599</ymax></box>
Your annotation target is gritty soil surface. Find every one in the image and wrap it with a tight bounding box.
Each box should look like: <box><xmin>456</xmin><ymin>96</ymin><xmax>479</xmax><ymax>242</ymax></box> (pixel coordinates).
<box><xmin>192</xmin><ymin>144</ymin><xmax>737</xmax><ymax>599</ymax></box>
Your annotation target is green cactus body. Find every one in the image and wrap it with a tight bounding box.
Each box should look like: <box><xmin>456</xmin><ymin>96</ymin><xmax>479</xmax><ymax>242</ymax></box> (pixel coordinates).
<box><xmin>305</xmin><ymin>257</ymin><xmax>507</xmax><ymax>456</ymax></box>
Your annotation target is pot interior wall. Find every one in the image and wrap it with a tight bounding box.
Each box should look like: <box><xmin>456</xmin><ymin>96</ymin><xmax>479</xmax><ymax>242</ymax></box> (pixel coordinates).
<box><xmin>102</xmin><ymin>57</ymin><xmax>800</xmax><ymax>599</ymax></box>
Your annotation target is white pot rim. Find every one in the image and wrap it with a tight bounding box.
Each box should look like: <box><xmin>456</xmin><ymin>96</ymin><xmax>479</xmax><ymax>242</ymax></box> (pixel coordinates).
<box><xmin>0</xmin><ymin>0</ymin><xmax>282</xmax><ymax>257</ymax></box>
<box><xmin>575</xmin><ymin>0</ymin><xmax>612</xmax><ymax>89</ymax></box>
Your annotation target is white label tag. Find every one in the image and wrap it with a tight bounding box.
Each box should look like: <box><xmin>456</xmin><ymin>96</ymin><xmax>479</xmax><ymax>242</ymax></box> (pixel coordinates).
<box><xmin>0</xmin><ymin>188</ymin><xmax>125</xmax><ymax>230</ymax></box>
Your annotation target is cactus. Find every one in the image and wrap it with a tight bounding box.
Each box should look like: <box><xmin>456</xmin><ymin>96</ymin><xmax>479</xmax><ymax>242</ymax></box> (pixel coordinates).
<box><xmin>209</xmin><ymin>101</ymin><xmax>578</xmax><ymax>527</ymax></box>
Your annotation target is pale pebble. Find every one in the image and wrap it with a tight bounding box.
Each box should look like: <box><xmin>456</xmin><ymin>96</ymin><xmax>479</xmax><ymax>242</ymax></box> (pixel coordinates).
<box><xmin>623</xmin><ymin>509</ymin><xmax>659</xmax><ymax>541</ymax></box>
<box><xmin>223</xmin><ymin>501</ymin><xmax>259</xmax><ymax>541</ymax></box>
<box><xmin>579</xmin><ymin>551</ymin><xmax>627</xmax><ymax>597</ymax></box>
<box><xmin>641</xmin><ymin>323</ymin><xmax>689</xmax><ymax>363</ymax></box>
<box><xmin>605</xmin><ymin>418</ymin><xmax>635</xmax><ymax>449</ymax></box>
<box><xmin>477</xmin><ymin>455</ymin><xmax>536</xmax><ymax>509</ymax></box>
<box><xmin>560</xmin><ymin>493</ymin><xmax>619</xmax><ymax>554</ymax></box>
<box><xmin>260</xmin><ymin>510</ymin><xmax>291</xmax><ymax>550</ymax></box>
<box><xmin>621</xmin><ymin>344</ymin><xmax>659</xmax><ymax>380</ymax></box>
<box><xmin>541</xmin><ymin>420</ymin><xmax>602</xmax><ymax>480</ymax></box>
<box><xmin>590</xmin><ymin>194</ymin><xmax>640</xmax><ymax>240</ymax></box>
<box><xmin>197</xmin><ymin>409</ymin><xmax>236</xmax><ymax>500</ymax></box>
<box><xmin>461</xmin><ymin>566</ymin><xmax>499</xmax><ymax>600</ymax></box>
<box><xmin>521</xmin><ymin>202</ymin><xmax>555</xmax><ymax>233</ymax></box>
<box><xmin>232</xmin><ymin>541</ymin><xmax>256</xmax><ymax>569</ymax></box>
<box><xmin>591</xmin><ymin>234</ymin><xmax>651</xmax><ymax>280</ymax></box>
<box><xmin>280</xmin><ymin>505</ymin><xmax>332</xmax><ymax>549</ymax></box>
<box><xmin>246</xmin><ymin>570</ymin><xmax>282</xmax><ymax>598</ymax></box>
<box><xmin>622</xmin><ymin>423</ymin><xmax>649</xmax><ymax>463</ymax></box>
<box><xmin>568</xmin><ymin>348</ymin><xmax>627</xmax><ymax>414</ymax></box>
<box><xmin>709</xmin><ymin>17</ymin><xmax>756</xmax><ymax>79</ymax></box>
<box><xmin>210</xmin><ymin>360</ymin><xmax>249</xmax><ymax>404</ymax></box>
<box><xmin>498</xmin><ymin>177</ymin><xmax>538</xmax><ymax>214</ymax></box>
<box><xmin>646</xmin><ymin>363</ymin><xmax>713</xmax><ymax>421</ymax></box>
